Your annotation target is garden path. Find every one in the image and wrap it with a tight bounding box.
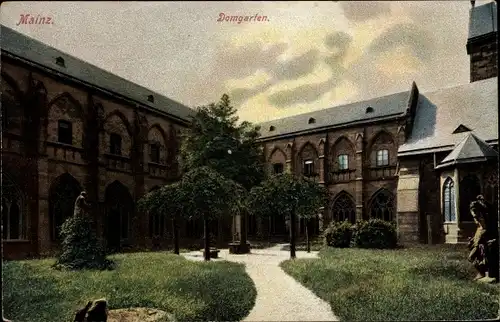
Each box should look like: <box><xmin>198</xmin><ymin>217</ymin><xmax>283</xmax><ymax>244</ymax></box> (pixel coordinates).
<box><xmin>182</xmin><ymin>244</ymin><xmax>339</xmax><ymax>321</ymax></box>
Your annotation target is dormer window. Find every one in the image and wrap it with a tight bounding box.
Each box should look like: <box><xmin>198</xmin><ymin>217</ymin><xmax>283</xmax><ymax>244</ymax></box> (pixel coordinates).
<box><xmin>269</xmin><ymin>126</ymin><xmax>275</xmax><ymax>131</ymax></box>
<box><xmin>308</xmin><ymin>117</ymin><xmax>316</xmax><ymax>124</ymax></box>
<box><xmin>147</xmin><ymin>95</ymin><xmax>154</xmax><ymax>103</ymax></box>
<box><xmin>366</xmin><ymin>106</ymin><xmax>374</xmax><ymax>113</ymax></box>
<box><xmin>55</xmin><ymin>57</ymin><xmax>65</xmax><ymax>67</ymax></box>
<box><xmin>452</xmin><ymin>124</ymin><xmax>472</xmax><ymax>134</ymax></box>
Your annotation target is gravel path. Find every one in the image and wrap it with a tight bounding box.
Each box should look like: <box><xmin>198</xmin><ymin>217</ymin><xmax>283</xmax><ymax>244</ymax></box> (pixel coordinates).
<box><xmin>182</xmin><ymin>244</ymin><xmax>339</xmax><ymax>321</ymax></box>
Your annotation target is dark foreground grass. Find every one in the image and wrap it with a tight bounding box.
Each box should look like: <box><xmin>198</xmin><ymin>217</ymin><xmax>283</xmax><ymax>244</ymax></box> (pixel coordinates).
<box><xmin>281</xmin><ymin>245</ymin><xmax>499</xmax><ymax>321</ymax></box>
<box><xmin>4</xmin><ymin>252</ymin><xmax>256</xmax><ymax>322</ymax></box>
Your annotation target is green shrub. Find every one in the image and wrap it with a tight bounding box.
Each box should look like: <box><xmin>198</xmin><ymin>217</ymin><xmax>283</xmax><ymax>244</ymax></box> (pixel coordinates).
<box><xmin>323</xmin><ymin>220</ymin><xmax>354</xmax><ymax>248</ymax></box>
<box><xmin>54</xmin><ymin>215</ymin><xmax>114</xmax><ymax>270</ymax></box>
<box><xmin>352</xmin><ymin>219</ymin><xmax>397</xmax><ymax>249</ymax></box>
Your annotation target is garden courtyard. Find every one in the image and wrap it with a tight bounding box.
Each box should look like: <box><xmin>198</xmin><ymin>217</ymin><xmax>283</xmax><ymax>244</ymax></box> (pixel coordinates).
<box><xmin>3</xmin><ymin>242</ymin><xmax>499</xmax><ymax>321</ymax></box>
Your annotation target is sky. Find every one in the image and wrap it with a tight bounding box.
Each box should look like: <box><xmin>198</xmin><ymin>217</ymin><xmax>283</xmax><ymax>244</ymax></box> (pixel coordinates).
<box><xmin>0</xmin><ymin>1</ymin><xmax>491</xmax><ymax>124</ymax></box>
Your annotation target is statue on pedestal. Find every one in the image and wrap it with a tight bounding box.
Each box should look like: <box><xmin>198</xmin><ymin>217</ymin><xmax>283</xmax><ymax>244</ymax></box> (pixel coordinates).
<box><xmin>74</xmin><ymin>191</ymin><xmax>91</xmax><ymax>218</ymax></box>
<box><xmin>468</xmin><ymin>195</ymin><xmax>497</xmax><ymax>283</ymax></box>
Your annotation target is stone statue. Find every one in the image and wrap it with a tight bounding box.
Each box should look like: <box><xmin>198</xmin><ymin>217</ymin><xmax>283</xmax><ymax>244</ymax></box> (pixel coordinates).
<box><xmin>468</xmin><ymin>195</ymin><xmax>497</xmax><ymax>283</ymax></box>
<box><xmin>74</xmin><ymin>191</ymin><xmax>91</xmax><ymax>218</ymax></box>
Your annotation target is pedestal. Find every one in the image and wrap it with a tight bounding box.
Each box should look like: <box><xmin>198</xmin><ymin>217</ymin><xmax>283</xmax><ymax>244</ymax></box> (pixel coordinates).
<box><xmin>228</xmin><ymin>242</ymin><xmax>251</xmax><ymax>254</ymax></box>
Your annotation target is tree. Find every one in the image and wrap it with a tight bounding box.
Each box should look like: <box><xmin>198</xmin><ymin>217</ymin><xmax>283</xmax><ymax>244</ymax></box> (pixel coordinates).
<box><xmin>180</xmin><ymin>94</ymin><xmax>265</xmax><ymax>250</ymax></box>
<box><xmin>138</xmin><ymin>182</ymin><xmax>185</xmax><ymax>255</ymax></box>
<box><xmin>248</xmin><ymin>173</ymin><xmax>328</xmax><ymax>258</ymax></box>
<box><xmin>54</xmin><ymin>214</ymin><xmax>114</xmax><ymax>270</ymax></box>
<box><xmin>181</xmin><ymin>166</ymin><xmax>244</xmax><ymax>260</ymax></box>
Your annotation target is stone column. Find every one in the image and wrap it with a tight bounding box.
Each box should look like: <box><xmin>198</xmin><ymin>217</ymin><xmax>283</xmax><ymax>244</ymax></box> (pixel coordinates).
<box><xmin>37</xmin><ymin>158</ymin><xmax>51</xmax><ymax>255</ymax></box>
<box><xmin>318</xmin><ymin>138</ymin><xmax>326</xmax><ymax>183</ymax></box>
<box><xmin>355</xmin><ymin>132</ymin><xmax>364</xmax><ymax>220</ymax></box>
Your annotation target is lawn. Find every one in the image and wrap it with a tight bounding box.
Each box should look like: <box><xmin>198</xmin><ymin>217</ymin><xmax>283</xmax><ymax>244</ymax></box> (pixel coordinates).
<box><xmin>3</xmin><ymin>252</ymin><xmax>256</xmax><ymax>322</ymax></box>
<box><xmin>281</xmin><ymin>245</ymin><xmax>499</xmax><ymax>321</ymax></box>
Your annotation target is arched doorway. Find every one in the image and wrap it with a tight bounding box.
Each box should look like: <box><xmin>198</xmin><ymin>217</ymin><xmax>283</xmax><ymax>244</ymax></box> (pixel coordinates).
<box><xmin>332</xmin><ymin>191</ymin><xmax>356</xmax><ymax>223</ymax></box>
<box><xmin>105</xmin><ymin>181</ymin><xmax>133</xmax><ymax>252</ymax></box>
<box><xmin>49</xmin><ymin>173</ymin><xmax>82</xmax><ymax>241</ymax></box>
<box><xmin>460</xmin><ymin>174</ymin><xmax>481</xmax><ymax>222</ymax></box>
<box><xmin>368</xmin><ymin>189</ymin><xmax>395</xmax><ymax>221</ymax></box>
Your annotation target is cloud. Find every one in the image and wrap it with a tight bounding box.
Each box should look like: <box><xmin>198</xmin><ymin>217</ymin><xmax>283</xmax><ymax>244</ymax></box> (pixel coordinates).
<box><xmin>340</xmin><ymin>1</ymin><xmax>392</xmax><ymax>22</ymax></box>
<box><xmin>273</xmin><ymin>49</ymin><xmax>320</xmax><ymax>80</ymax></box>
<box><xmin>268</xmin><ymin>77</ymin><xmax>338</xmax><ymax>108</ymax></box>
<box><xmin>214</xmin><ymin>42</ymin><xmax>288</xmax><ymax>80</ymax></box>
<box><xmin>366</xmin><ymin>23</ymin><xmax>435</xmax><ymax>61</ymax></box>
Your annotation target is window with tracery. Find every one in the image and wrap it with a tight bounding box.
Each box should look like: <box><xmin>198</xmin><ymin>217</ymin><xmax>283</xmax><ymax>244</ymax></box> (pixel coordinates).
<box><xmin>369</xmin><ymin>189</ymin><xmax>395</xmax><ymax>221</ymax></box>
<box><xmin>1</xmin><ymin>175</ymin><xmax>25</xmax><ymax>240</ymax></box>
<box><xmin>443</xmin><ymin>177</ymin><xmax>456</xmax><ymax>222</ymax></box>
<box><xmin>332</xmin><ymin>192</ymin><xmax>356</xmax><ymax>223</ymax></box>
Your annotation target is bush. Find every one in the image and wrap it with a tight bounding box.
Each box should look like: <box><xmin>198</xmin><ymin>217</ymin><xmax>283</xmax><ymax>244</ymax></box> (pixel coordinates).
<box><xmin>352</xmin><ymin>219</ymin><xmax>397</xmax><ymax>249</ymax></box>
<box><xmin>54</xmin><ymin>215</ymin><xmax>114</xmax><ymax>270</ymax></box>
<box><xmin>323</xmin><ymin>220</ymin><xmax>354</xmax><ymax>248</ymax></box>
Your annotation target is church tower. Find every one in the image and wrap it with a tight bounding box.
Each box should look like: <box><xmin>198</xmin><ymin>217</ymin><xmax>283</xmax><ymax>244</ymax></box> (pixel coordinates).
<box><xmin>466</xmin><ymin>0</ymin><xmax>498</xmax><ymax>82</ymax></box>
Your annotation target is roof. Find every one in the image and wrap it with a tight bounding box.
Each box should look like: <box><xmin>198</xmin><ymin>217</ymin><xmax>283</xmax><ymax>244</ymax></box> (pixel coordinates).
<box><xmin>258</xmin><ymin>90</ymin><xmax>410</xmax><ymax>139</ymax></box>
<box><xmin>398</xmin><ymin>77</ymin><xmax>498</xmax><ymax>156</ymax></box>
<box><xmin>435</xmin><ymin>132</ymin><xmax>498</xmax><ymax>169</ymax></box>
<box><xmin>0</xmin><ymin>25</ymin><xmax>195</xmax><ymax>122</ymax></box>
<box><xmin>468</xmin><ymin>1</ymin><xmax>497</xmax><ymax>40</ymax></box>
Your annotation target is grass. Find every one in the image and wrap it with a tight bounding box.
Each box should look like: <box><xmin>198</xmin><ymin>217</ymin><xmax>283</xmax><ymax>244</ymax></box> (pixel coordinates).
<box><xmin>281</xmin><ymin>245</ymin><xmax>499</xmax><ymax>321</ymax></box>
<box><xmin>4</xmin><ymin>252</ymin><xmax>256</xmax><ymax>322</ymax></box>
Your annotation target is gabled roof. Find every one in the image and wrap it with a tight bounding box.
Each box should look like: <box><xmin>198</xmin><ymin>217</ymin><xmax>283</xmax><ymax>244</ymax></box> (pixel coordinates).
<box><xmin>258</xmin><ymin>90</ymin><xmax>410</xmax><ymax>139</ymax></box>
<box><xmin>468</xmin><ymin>1</ymin><xmax>497</xmax><ymax>40</ymax></box>
<box><xmin>435</xmin><ymin>132</ymin><xmax>498</xmax><ymax>169</ymax></box>
<box><xmin>398</xmin><ymin>77</ymin><xmax>498</xmax><ymax>155</ymax></box>
<box><xmin>0</xmin><ymin>25</ymin><xmax>195</xmax><ymax>122</ymax></box>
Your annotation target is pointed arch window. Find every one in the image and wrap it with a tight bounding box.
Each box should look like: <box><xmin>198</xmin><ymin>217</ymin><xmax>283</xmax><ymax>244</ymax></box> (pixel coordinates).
<box><xmin>369</xmin><ymin>189</ymin><xmax>395</xmax><ymax>221</ymax></box>
<box><xmin>332</xmin><ymin>192</ymin><xmax>356</xmax><ymax>223</ymax></box>
<box><xmin>443</xmin><ymin>177</ymin><xmax>456</xmax><ymax>222</ymax></box>
<box><xmin>2</xmin><ymin>175</ymin><xmax>26</xmax><ymax>240</ymax></box>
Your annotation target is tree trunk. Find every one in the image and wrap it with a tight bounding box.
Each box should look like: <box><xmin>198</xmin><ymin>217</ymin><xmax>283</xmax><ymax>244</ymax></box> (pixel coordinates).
<box><xmin>240</xmin><ymin>209</ymin><xmax>247</xmax><ymax>246</ymax></box>
<box><xmin>290</xmin><ymin>212</ymin><xmax>297</xmax><ymax>259</ymax></box>
<box><xmin>172</xmin><ymin>217</ymin><xmax>179</xmax><ymax>255</ymax></box>
<box><xmin>204</xmin><ymin>216</ymin><xmax>210</xmax><ymax>261</ymax></box>
<box><xmin>306</xmin><ymin>218</ymin><xmax>310</xmax><ymax>253</ymax></box>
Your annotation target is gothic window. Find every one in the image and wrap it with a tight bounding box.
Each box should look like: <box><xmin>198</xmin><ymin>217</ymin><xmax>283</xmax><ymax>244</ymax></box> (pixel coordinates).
<box><xmin>443</xmin><ymin>177</ymin><xmax>456</xmax><ymax>222</ymax></box>
<box><xmin>1</xmin><ymin>175</ymin><xmax>25</xmax><ymax>240</ymax></box>
<box><xmin>269</xmin><ymin>126</ymin><xmax>275</xmax><ymax>131</ymax></box>
<box><xmin>49</xmin><ymin>173</ymin><xmax>81</xmax><ymax>241</ymax></box>
<box><xmin>58</xmin><ymin>120</ymin><xmax>73</xmax><ymax>145</ymax></box>
<box><xmin>338</xmin><ymin>154</ymin><xmax>349</xmax><ymax>170</ymax></box>
<box><xmin>376</xmin><ymin>149</ymin><xmax>389</xmax><ymax>166</ymax></box>
<box><xmin>273</xmin><ymin>163</ymin><xmax>284</xmax><ymax>174</ymax></box>
<box><xmin>308</xmin><ymin>117</ymin><xmax>316</xmax><ymax>124</ymax></box>
<box><xmin>369</xmin><ymin>189</ymin><xmax>395</xmax><ymax>221</ymax></box>
<box><xmin>150</xmin><ymin>143</ymin><xmax>161</xmax><ymax>163</ymax></box>
<box><xmin>303</xmin><ymin>160</ymin><xmax>314</xmax><ymax>177</ymax></box>
<box><xmin>332</xmin><ymin>192</ymin><xmax>356</xmax><ymax>223</ymax></box>
<box><xmin>110</xmin><ymin>133</ymin><xmax>122</xmax><ymax>155</ymax></box>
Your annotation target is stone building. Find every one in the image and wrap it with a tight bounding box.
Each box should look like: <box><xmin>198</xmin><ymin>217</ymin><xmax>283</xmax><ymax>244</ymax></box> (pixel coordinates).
<box><xmin>1</xmin><ymin>25</ymin><xmax>196</xmax><ymax>259</ymax></box>
<box><xmin>256</xmin><ymin>1</ymin><xmax>498</xmax><ymax>243</ymax></box>
<box><xmin>2</xmin><ymin>2</ymin><xmax>498</xmax><ymax>259</ymax></box>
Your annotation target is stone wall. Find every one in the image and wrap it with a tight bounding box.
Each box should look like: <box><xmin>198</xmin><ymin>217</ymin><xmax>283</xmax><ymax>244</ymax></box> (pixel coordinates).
<box><xmin>1</xmin><ymin>56</ymin><xmax>188</xmax><ymax>259</ymax></box>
